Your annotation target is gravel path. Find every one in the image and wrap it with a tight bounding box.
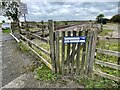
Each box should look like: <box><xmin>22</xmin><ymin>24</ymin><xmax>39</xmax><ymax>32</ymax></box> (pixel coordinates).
<box><xmin>1</xmin><ymin>33</ymin><xmax>36</xmax><ymax>87</ymax></box>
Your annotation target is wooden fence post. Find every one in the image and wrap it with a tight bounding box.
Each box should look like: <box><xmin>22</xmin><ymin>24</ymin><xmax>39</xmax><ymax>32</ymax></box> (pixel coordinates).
<box><xmin>62</xmin><ymin>31</ymin><xmax>65</xmax><ymax>74</ymax></box>
<box><xmin>76</xmin><ymin>30</ymin><xmax>82</xmax><ymax>75</ymax></box>
<box><xmin>71</xmin><ymin>31</ymin><xmax>77</xmax><ymax>74</ymax></box>
<box><xmin>87</xmin><ymin>29</ymin><xmax>98</xmax><ymax>76</ymax></box>
<box><xmin>85</xmin><ymin>30</ymin><xmax>93</xmax><ymax>75</ymax></box>
<box><xmin>67</xmin><ymin>31</ymin><xmax>71</xmax><ymax>74</ymax></box>
<box><xmin>80</xmin><ymin>30</ymin><xmax>88</xmax><ymax>74</ymax></box>
<box><xmin>55</xmin><ymin>31</ymin><xmax>60</xmax><ymax>73</ymax></box>
<box><xmin>41</xmin><ymin>20</ymin><xmax>45</xmax><ymax>37</ymax></box>
<box><xmin>48</xmin><ymin>20</ymin><xmax>56</xmax><ymax>73</ymax></box>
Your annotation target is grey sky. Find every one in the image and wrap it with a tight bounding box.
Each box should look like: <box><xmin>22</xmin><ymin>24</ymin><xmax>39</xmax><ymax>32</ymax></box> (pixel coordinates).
<box><xmin>0</xmin><ymin>0</ymin><xmax>119</xmax><ymax>22</ymax></box>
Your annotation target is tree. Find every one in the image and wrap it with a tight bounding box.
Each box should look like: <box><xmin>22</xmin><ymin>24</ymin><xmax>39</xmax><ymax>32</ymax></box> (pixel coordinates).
<box><xmin>1</xmin><ymin>1</ymin><xmax>21</xmax><ymax>22</ymax></box>
<box><xmin>110</xmin><ymin>14</ymin><xmax>120</xmax><ymax>23</ymax></box>
<box><xmin>1</xmin><ymin>1</ymin><xmax>22</xmax><ymax>33</ymax></box>
<box><xmin>96</xmin><ymin>14</ymin><xmax>104</xmax><ymax>23</ymax></box>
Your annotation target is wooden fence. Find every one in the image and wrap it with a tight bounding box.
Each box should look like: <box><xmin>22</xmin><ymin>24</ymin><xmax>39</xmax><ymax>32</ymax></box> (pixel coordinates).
<box><xmin>48</xmin><ymin>20</ymin><xmax>100</xmax><ymax>76</ymax></box>
<box><xmin>10</xmin><ymin>20</ymin><xmax>120</xmax><ymax>82</ymax></box>
<box><xmin>10</xmin><ymin>20</ymin><xmax>101</xmax><ymax>77</ymax></box>
<box><xmin>94</xmin><ymin>36</ymin><xmax>120</xmax><ymax>82</ymax></box>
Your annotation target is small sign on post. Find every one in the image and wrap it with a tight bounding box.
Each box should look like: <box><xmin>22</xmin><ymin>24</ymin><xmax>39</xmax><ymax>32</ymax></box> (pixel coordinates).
<box><xmin>20</xmin><ymin>3</ymin><xmax>28</xmax><ymax>14</ymax></box>
<box><xmin>64</xmin><ymin>36</ymin><xmax>86</xmax><ymax>44</ymax></box>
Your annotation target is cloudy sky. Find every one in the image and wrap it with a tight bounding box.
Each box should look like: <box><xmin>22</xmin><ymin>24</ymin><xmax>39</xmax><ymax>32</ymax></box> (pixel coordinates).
<box><xmin>0</xmin><ymin>0</ymin><xmax>119</xmax><ymax>22</ymax></box>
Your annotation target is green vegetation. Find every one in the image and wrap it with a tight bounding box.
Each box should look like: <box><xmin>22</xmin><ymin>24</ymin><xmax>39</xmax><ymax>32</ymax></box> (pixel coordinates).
<box><xmin>2</xmin><ymin>29</ymin><xmax>11</xmax><ymax>33</ymax></box>
<box><xmin>94</xmin><ymin>64</ymin><xmax>120</xmax><ymax>77</ymax></box>
<box><xmin>34</xmin><ymin>64</ymin><xmax>58</xmax><ymax>81</ymax></box>
<box><xmin>18</xmin><ymin>42</ymin><xmax>30</xmax><ymax>52</ymax></box>
<box><xmin>75</xmin><ymin>75</ymin><xmax>119</xmax><ymax>88</ymax></box>
<box><xmin>99</xmin><ymin>29</ymin><xmax>113</xmax><ymax>36</ymax></box>
<box><xmin>110</xmin><ymin>14</ymin><xmax>120</xmax><ymax>23</ymax></box>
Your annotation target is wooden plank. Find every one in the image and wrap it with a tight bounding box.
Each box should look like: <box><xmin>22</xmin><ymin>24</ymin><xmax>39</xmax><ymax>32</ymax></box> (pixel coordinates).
<box><xmin>98</xmin><ymin>36</ymin><xmax>120</xmax><ymax>40</ymax></box>
<box><xmin>20</xmin><ymin>34</ymin><xmax>50</xmax><ymax>56</ymax></box>
<box><xmin>70</xmin><ymin>31</ymin><xmax>77</xmax><ymax>74</ymax></box>
<box><xmin>80</xmin><ymin>30</ymin><xmax>88</xmax><ymax>74</ymax></box>
<box><xmin>93</xmin><ymin>70</ymin><xmax>120</xmax><ymax>82</ymax></box>
<box><xmin>95</xmin><ymin>59</ymin><xmax>120</xmax><ymax>70</ymax></box>
<box><xmin>96</xmin><ymin>49</ymin><xmax>120</xmax><ymax>57</ymax></box>
<box><xmin>55</xmin><ymin>31</ymin><xmax>60</xmax><ymax>73</ymax></box>
<box><xmin>85</xmin><ymin>31</ymin><xmax>93</xmax><ymax>74</ymax></box>
<box><xmin>88</xmin><ymin>29</ymin><xmax>98</xmax><ymax>76</ymax></box>
<box><xmin>66</xmin><ymin>31</ymin><xmax>71</xmax><ymax>74</ymax></box>
<box><xmin>62</xmin><ymin>31</ymin><xmax>65</xmax><ymax>74</ymax></box>
<box><xmin>20</xmin><ymin>39</ymin><xmax>52</xmax><ymax>70</ymax></box>
<box><xmin>10</xmin><ymin>33</ymin><xmax>20</xmax><ymax>43</ymax></box>
<box><xmin>30</xmin><ymin>33</ymin><xmax>49</xmax><ymax>43</ymax></box>
<box><xmin>76</xmin><ymin>31</ymin><xmax>82</xmax><ymax>75</ymax></box>
<box><xmin>48</xmin><ymin>20</ymin><xmax>56</xmax><ymax>72</ymax></box>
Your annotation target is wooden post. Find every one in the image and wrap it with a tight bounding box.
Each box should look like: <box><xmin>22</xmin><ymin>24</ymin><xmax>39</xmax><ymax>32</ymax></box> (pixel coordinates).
<box><xmin>87</xmin><ymin>29</ymin><xmax>98</xmax><ymax>76</ymax></box>
<box><xmin>55</xmin><ymin>31</ymin><xmax>60</xmax><ymax>73</ymax></box>
<box><xmin>48</xmin><ymin>20</ymin><xmax>56</xmax><ymax>72</ymax></box>
<box><xmin>70</xmin><ymin>31</ymin><xmax>77</xmax><ymax>74</ymax></box>
<box><xmin>85</xmin><ymin>31</ymin><xmax>93</xmax><ymax>75</ymax></box>
<box><xmin>80</xmin><ymin>30</ymin><xmax>88</xmax><ymax>74</ymax></box>
<box><xmin>67</xmin><ymin>31</ymin><xmax>71</xmax><ymax>74</ymax></box>
<box><xmin>76</xmin><ymin>30</ymin><xmax>82</xmax><ymax>75</ymax></box>
<box><xmin>62</xmin><ymin>31</ymin><xmax>65</xmax><ymax>74</ymax></box>
<box><xmin>24</xmin><ymin>14</ymin><xmax>31</xmax><ymax>47</ymax></box>
<box><xmin>41</xmin><ymin>20</ymin><xmax>45</xmax><ymax>37</ymax></box>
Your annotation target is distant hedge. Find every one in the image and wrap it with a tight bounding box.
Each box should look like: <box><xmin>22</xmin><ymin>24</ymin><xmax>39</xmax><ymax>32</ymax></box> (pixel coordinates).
<box><xmin>110</xmin><ymin>14</ymin><xmax>120</xmax><ymax>23</ymax></box>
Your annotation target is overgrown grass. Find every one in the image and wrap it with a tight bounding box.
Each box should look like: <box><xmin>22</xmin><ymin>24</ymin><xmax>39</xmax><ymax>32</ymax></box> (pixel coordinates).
<box><xmin>97</xmin><ymin>40</ymin><xmax>119</xmax><ymax>52</ymax></box>
<box><xmin>18</xmin><ymin>42</ymin><xmax>30</xmax><ymax>52</ymax></box>
<box><xmin>94</xmin><ymin>64</ymin><xmax>120</xmax><ymax>77</ymax></box>
<box><xmin>99</xmin><ymin>29</ymin><xmax>113</xmax><ymax>36</ymax></box>
<box><xmin>34</xmin><ymin>64</ymin><xmax>58</xmax><ymax>81</ymax></box>
<box><xmin>75</xmin><ymin>74</ymin><xmax>119</xmax><ymax>88</ymax></box>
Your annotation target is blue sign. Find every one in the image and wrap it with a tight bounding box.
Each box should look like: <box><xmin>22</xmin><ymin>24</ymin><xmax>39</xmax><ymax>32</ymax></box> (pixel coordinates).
<box><xmin>64</xmin><ymin>36</ymin><xmax>86</xmax><ymax>44</ymax></box>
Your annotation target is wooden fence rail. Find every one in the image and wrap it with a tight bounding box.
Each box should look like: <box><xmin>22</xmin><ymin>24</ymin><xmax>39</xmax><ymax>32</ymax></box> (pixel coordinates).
<box><xmin>96</xmin><ymin>48</ymin><xmax>120</xmax><ymax>57</ymax></box>
<box><xmin>94</xmin><ymin>70</ymin><xmax>120</xmax><ymax>82</ymax></box>
<box><xmin>94</xmin><ymin>37</ymin><xmax>120</xmax><ymax>82</ymax></box>
<box><xmin>20</xmin><ymin>34</ymin><xmax>50</xmax><ymax>56</ymax></box>
<box><xmin>95</xmin><ymin>59</ymin><xmax>120</xmax><ymax>70</ymax></box>
<box><xmin>20</xmin><ymin>39</ymin><xmax>52</xmax><ymax>70</ymax></box>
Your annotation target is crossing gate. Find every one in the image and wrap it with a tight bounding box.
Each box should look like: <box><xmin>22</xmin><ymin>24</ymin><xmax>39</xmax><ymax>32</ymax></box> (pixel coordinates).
<box><xmin>48</xmin><ymin>20</ymin><xmax>100</xmax><ymax>76</ymax></box>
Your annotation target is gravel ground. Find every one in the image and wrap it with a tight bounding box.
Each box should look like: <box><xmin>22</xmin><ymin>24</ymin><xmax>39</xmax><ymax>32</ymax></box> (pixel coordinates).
<box><xmin>2</xmin><ymin>33</ymin><xmax>36</xmax><ymax>87</ymax></box>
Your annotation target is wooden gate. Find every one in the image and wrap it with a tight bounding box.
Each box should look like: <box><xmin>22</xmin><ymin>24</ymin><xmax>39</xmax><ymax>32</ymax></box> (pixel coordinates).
<box><xmin>48</xmin><ymin>20</ymin><xmax>99</xmax><ymax>76</ymax></box>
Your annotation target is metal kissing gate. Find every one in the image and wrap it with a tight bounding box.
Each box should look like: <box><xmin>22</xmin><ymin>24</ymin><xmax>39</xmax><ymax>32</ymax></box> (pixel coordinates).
<box><xmin>48</xmin><ymin>20</ymin><xmax>99</xmax><ymax>76</ymax></box>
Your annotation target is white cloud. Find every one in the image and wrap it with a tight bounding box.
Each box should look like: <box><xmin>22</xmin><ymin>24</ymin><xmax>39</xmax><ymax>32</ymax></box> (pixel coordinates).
<box><xmin>0</xmin><ymin>1</ymin><xmax>119</xmax><ymax>22</ymax></box>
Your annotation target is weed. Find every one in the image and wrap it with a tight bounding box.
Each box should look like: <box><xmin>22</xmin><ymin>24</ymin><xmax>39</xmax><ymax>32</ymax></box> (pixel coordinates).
<box><xmin>34</xmin><ymin>64</ymin><xmax>58</xmax><ymax>82</ymax></box>
<box><xmin>75</xmin><ymin>75</ymin><xmax>118</xmax><ymax>88</ymax></box>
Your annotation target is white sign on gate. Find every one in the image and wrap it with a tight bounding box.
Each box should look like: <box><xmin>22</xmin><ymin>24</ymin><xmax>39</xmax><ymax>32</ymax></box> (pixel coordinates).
<box><xmin>20</xmin><ymin>3</ymin><xmax>28</xmax><ymax>14</ymax></box>
<box><xmin>64</xmin><ymin>36</ymin><xmax>86</xmax><ymax>44</ymax></box>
